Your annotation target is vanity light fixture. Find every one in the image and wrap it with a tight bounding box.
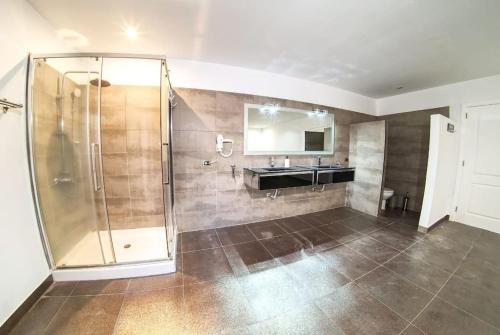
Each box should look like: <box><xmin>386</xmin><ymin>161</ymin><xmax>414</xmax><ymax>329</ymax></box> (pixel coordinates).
<box><xmin>311</xmin><ymin>108</ymin><xmax>328</xmax><ymax>117</ymax></box>
<box><xmin>260</xmin><ymin>103</ymin><xmax>280</xmax><ymax>115</ymax></box>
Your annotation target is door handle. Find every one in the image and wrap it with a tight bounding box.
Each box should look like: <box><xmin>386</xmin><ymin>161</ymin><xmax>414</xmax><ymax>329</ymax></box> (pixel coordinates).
<box><xmin>162</xmin><ymin>142</ymin><xmax>170</xmax><ymax>184</ymax></box>
<box><xmin>91</xmin><ymin>142</ymin><xmax>101</xmax><ymax>191</ymax></box>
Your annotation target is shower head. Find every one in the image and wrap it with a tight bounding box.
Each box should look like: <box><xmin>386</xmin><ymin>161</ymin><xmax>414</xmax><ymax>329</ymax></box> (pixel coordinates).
<box><xmin>89</xmin><ymin>78</ymin><xmax>111</xmax><ymax>87</ymax></box>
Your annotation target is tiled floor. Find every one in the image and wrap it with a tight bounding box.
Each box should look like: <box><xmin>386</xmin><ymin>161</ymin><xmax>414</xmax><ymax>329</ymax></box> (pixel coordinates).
<box><xmin>10</xmin><ymin>207</ymin><xmax>500</xmax><ymax>335</ymax></box>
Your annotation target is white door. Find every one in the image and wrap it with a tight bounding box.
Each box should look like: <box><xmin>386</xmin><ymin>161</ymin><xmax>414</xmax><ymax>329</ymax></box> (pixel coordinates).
<box><xmin>457</xmin><ymin>103</ymin><xmax>500</xmax><ymax>233</ymax></box>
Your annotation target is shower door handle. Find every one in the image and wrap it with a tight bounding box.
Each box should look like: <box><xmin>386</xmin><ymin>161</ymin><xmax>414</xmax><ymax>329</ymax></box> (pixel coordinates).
<box><xmin>162</xmin><ymin>142</ymin><xmax>170</xmax><ymax>185</ymax></box>
<box><xmin>91</xmin><ymin>142</ymin><xmax>101</xmax><ymax>191</ymax></box>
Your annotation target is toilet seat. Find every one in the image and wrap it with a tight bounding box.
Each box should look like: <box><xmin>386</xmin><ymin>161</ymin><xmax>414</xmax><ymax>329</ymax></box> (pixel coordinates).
<box><xmin>383</xmin><ymin>187</ymin><xmax>394</xmax><ymax>197</ymax></box>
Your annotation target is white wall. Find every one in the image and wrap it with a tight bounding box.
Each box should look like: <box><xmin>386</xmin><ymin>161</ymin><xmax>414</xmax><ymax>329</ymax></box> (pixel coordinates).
<box><xmin>0</xmin><ymin>0</ymin><xmax>69</xmax><ymax>325</ymax></box>
<box><xmin>419</xmin><ymin>115</ymin><xmax>458</xmax><ymax>229</ymax></box>
<box><xmin>168</xmin><ymin>59</ymin><xmax>377</xmax><ymax>115</ymax></box>
<box><xmin>376</xmin><ymin>74</ymin><xmax>500</xmax><ymax>117</ymax></box>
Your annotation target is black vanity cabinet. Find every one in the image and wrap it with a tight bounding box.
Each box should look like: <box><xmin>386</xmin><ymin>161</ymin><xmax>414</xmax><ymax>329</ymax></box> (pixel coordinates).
<box><xmin>244</xmin><ymin>168</ymin><xmax>314</xmax><ymax>190</ymax></box>
<box><xmin>316</xmin><ymin>168</ymin><xmax>355</xmax><ymax>184</ymax></box>
<box><xmin>258</xmin><ymin>172</ymin><xmax>314</xmax><ymax>190</ymax></box>
<box><xmin>243</xmin><ymin>167</ymin><xmax>354</xmax><ymax>191</ymax></box>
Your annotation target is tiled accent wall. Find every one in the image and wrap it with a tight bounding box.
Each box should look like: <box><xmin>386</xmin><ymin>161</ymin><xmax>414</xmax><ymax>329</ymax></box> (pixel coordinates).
<box><xmin>172</xmin><ymin>88</ymin><xmax>375</xmax><ymax>232</ymax></box>
<box><xmin>100</xmin><ymin>85</ymin><xmax>165</xmax><ymax>229</ymax></box>
<box><xmin>347</xmin><ymin>120</ymin><xmax>386</xmax><ymax>216</ymax></box>
<box><xmin>382</xmin><ymin>107</ymin><xmax>449</xmax><ymax>211</ymax></box>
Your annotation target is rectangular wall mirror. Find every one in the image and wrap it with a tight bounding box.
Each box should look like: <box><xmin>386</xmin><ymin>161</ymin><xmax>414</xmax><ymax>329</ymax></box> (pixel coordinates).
<box><xmin>244</xmin><ymin>103</ymin><xmax>335</xmax><ymax>155</ymax></box>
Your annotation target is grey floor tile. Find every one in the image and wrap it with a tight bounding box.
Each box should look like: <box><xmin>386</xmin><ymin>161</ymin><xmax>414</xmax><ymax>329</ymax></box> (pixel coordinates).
<box><xmin>414</xmin><ymin>297</ymin><xmax>500</xmax><ymax>335</ymax></box>
<box><xmin>184</xmin><ymin>278</ymin><xmax>257</xmax><ymax>334</ymax></box>
<box><xmin>183</xmin><ymin>247</ymin><xmax>234</xmax><ymax>284</ymax></box>
<box><xmin>72</xmin><ymin>279</ymin><xmax>129</xmax><ymax>296</ymax></box>
<box><xmin>384</xmin><ymin>252</ymin><xmax>451</xmax><ymax>294</ymax></box>
<box><xmin>246</xmin><ymin>220</ymin><xmax>287</xmax><ymax>239</ymax></box>
<box><xmin>11</xmin><ymin>212</ymin><xmax>500</xmax><ymax>335</ymax></box>
<box><xmin>345</xmin><ymin>236</ymin><xmax>400</xmax><ymax>264</ymax></box>
<box><xmin>466</xmin><ymin>240</ymin><xmax>500</xmax><ymax>269</ymax></box>
<box><xmin>260</xmin><ymin>234</ymin><xmax>308</xmax><ymax>264</ymax></box>
<box><xmin>219</xmin><ymin>325</ymin><xmax>261</xmax><ymax>335</ymax></box>
<box><xmin>275</xmin><ymin>216</ymin><xmax>313</xmax><ymax>233</ymax></box>
<box><xmin>181</xmin><ymin>229</ymin><xmax>220</xmax><ymax>252</ymax></box>
<box><xmin>454</xmin><ymin>254</ymin><xmax>500</xmax><ymax>292</ymax></box>
<box><xmin>113</xmin><ymin>287</ymin><xmax>184</xmax><ymax>335</ymax></box>
<box><xmin>379</xmin><ymin>209</ymin><xmax>418</xmax><ymax>221</ymax></box>
<box><xmin>44</xmin><ymin>281</ymin><xmax>77</xmax><ymax>296</ymax></box>
<box><xmin>369</xmin><ymin>228</ymin><xmax>418</xmax><ymax>251</ymax></box>
<box><xmin>356</xmin><ymin>267</ymin><xmax>433</xmax><ymax>320</ymax></box>
<box><xmin>422</xmin><ymin>222</ymin><xmax>479</xmax><ymax>253</ymax></box>
<box><xmin>404</xmin><ymin>240</ymin><xmax>466</xmax><ymax>273</ymax></box>
<box><xmin>46</xmin><ymin>294</ymin><xmax>124</xmax><ymax>335</ymax></box>
<box><xmin>293</xmin><ymin>228</ymin><xmax>340</xmax><ymax>254</ymax></box>
<box><xmin>317</xmin><ymin>223</ymin><xmax>363</xmax><ymax>244</ymax></box>
<box><xmin>386</xmin><ymin>222</ymin><xmax>424</xmax><ymax>240</ymax></box>
<box><xmin>338</xmin><ymin>215</ymin><xmax>389</xmax><ymax>234</ymax></box>
<box><xmin>419</xmin><ymin>234</ymin><xmax>473</xmax><ymax>257</ymax></box>
<box><xmin>315</xmin><ymin>283</ymin><xmax>408</xmax><ymax>335</ymax></box>
<box><xmin>216</xmin><ymin>225</ymin><xmax>256</xmax><ymax>246</ymax></box>
<box><xmin>322</xmin><ymin>207</ymin><xmax>361</xmax><ymax>222</ymax></box>
<box><xmin>438</xmin><ymin>274</ymin><xmax>500</xmax><ymax>329</ymax></box>
<box><xmin>10</xmin><ymin>297</ymin><xmax>66</xmax><ymax>335</ymax></box>
<box><xmin>250</xmin><ymin>303</ymin><xmax>345</xmax><ymax>335</ymax></box>
<box><xmin>298</xmin><ymin>213</ymin><xmax>332</xmax><ymax>227</ymax></box>
<box><xmin>475</xmin><ymin>230</ymin><xmax>500</xmax><ymax>256</ymax></box>
<box><xmin>284</xmin><ymin>255</ymin><xmax>350</xmax><ymax>299</ymax></box>
<box><xmin>127</xmin><ymin>272</ymin><xmax>183</xmax><ymax>292</ymax></box>
<box><xmin>237</xmin><ymin>266</ymin><xmax>309</xmax><ymax>321</ymax></box>
<box><xmin>318</xmin><ymin>245</ymin><xmax>378</xmax><ymax>280</ymax></box>
<box><xmin>223</xmin><ymin>241</ymin><xmax>278</xmax><ymax>276</ymax></box>
<box><xmin>400</xmin><ymin>325</ymin><xmax>425</xmax><ymax>335</ymax></box>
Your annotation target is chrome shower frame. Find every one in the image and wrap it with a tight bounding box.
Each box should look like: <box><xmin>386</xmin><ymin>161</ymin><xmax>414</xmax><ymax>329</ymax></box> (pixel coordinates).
<box><xmin>26</xmin><ymin>53</ymin><xmax>177</xmax><ymax>278</ymax></box>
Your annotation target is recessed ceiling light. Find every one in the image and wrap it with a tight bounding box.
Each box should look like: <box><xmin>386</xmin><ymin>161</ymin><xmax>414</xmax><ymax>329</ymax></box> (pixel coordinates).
<box><xmin>126</xmin><ymin>27</ymin><xmax>138</xmax><ymax>40</ymax></box>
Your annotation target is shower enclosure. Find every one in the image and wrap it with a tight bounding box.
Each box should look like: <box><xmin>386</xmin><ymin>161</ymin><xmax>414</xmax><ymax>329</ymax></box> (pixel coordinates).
<box><xmin>27</xmin><ymin>54</ymin><xmax>176</xmax><ymax>280</ymax></box>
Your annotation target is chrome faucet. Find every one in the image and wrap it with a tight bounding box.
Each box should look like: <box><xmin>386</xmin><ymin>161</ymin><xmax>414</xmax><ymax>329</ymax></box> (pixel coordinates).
<box><xmin>269</xmin><ymin>156</ymin><xmax>276</xmax><ymax>167</ymax></box>
<box><xmin>317</xmin><ymin>156</ymin><xmax>322</xmax><ymax>166</ymax></box>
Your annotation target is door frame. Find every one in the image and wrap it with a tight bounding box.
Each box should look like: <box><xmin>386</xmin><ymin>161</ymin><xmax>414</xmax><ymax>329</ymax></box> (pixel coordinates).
<box><xmin>453</xmin><ymin>100</ymin><xmax>500</xmax><ymax>225</ymax></box>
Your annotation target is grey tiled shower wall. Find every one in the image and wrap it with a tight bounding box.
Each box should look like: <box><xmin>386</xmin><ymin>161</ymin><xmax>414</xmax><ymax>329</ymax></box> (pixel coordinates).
<box><xmin>347</xmin><ymin>120</ymin><xmax>386</xmax><ymax>216</ymax></box>
<box><xmin>172</xmin><ymin>88</ymin><xmax>375</xmax><ymax>232</ymax></box>
<box><xmin>382</xmin><ymin>107</ymin><xmax>449</xmax><ymax>211</ymax></box>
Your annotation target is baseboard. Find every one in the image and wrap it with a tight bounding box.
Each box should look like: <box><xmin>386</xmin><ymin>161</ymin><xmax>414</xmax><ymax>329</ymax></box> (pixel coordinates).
<box><xmin>0</xmin><ymin>275</ymin><xmax>53</xmax><ymax>335</ymax></box>
<box><xmin>418</xmin><ymin>215</ymin><xmax>449</xmax><ymax>233</ymax></box>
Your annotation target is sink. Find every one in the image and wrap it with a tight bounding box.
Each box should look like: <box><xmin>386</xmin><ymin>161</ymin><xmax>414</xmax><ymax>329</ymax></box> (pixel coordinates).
<box><xmin>310</xmin><ymin>165</ymin><xmax>343</xmax><ymax>169</ymax></box>
<box><xmin>262</xmin><ymin>167</ymin><xmax>294</xmax><ymax>171</ymax></box>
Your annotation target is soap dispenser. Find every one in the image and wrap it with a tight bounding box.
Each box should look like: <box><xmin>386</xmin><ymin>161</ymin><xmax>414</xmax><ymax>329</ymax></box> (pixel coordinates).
<box><xmin>284</xmin><ymin>156</ymin><xmax>290</xmax><ymax>167</ymax></box>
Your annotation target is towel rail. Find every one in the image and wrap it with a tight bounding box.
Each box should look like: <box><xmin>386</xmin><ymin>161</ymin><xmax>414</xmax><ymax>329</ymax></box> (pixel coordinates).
<box><xmin>1</xmin><ymin>98</ymin><xmax>23</xmax><ymax>113</ymax></box>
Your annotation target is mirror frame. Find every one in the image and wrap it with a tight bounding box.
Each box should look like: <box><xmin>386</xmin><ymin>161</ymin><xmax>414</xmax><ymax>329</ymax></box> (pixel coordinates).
<box><xmin>243</xmin><ymin>103</ymin><xmax>335</xmax><ymax>156</ymax></box>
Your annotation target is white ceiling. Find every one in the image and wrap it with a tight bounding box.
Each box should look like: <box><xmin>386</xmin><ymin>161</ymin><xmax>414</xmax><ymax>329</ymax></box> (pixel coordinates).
<box><xmin>28</xmin><ymin>0</ymin><xmax>500</xmax><ymax>98</ymax></box>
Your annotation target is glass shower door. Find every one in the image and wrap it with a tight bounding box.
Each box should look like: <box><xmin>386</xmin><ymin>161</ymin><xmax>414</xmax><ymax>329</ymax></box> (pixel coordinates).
<box><xmin>31</xmin><ymin>56</ymin><xmax>114</xmax><ymax>267</ymax></box>
<box><xmin>100</xmin><ymin>57</ymin><xmax>171</xmax><ymax>263</ymax></box>
<box><xmin>161</xmin><ymin>59</ymin><xmax>177</xmax><ymax>258</ymax></box>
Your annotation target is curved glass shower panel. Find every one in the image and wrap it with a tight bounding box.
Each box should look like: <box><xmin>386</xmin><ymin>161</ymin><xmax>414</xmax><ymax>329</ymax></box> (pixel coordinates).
<box><xmin>31</xmin><ymin>56</ymin><xmax>113</xmax><ymax>267</ymax></box>
<box><xmin>100</xmin><ymin>57</ymin><xmax>169</xmax><ymax>263</ymax></box>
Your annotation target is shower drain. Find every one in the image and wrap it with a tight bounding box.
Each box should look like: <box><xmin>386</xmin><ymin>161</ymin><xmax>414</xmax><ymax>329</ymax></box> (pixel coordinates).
<box><xmin>123</xmin><ymin>243</ymin><xmax>131</xmax><ymax>249</ymax></box>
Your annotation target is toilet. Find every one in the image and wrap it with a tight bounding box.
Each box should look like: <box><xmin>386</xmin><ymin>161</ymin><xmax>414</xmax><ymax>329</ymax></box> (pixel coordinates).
<box><xmin>381</xmin><ymin>187</ymin><xmax>394</xmax><ymax>210</ymax></box>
